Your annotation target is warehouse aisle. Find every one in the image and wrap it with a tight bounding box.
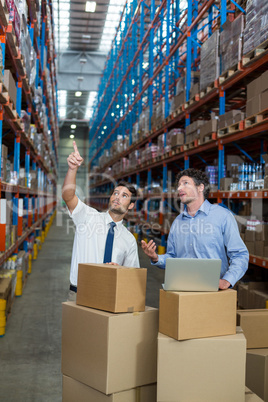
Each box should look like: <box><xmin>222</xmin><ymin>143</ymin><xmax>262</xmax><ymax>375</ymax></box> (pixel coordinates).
<box><xmin>0</xmin><ymin>212</ymin><xmax>164</xmax><ymax>401</ymax></box>
<box><xmin>0</xmin><ymin>213</ymin><xmax>72</xmax><ymax>402</ymax></box>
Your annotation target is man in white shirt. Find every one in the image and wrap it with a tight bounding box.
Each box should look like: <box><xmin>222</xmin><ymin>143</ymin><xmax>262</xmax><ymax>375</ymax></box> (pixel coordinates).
<box><xmin>62</xmin><ymin>141</ymin><xmax>140</xmax><ymax>301</ymax></box>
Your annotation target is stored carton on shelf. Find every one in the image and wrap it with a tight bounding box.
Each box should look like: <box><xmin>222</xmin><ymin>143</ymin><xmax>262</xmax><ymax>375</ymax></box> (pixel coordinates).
<box><xmin>77</xmin><ymin>263</ymin><xmax>147</xmax><ymax>313</ymax></box>
<box><xmin>3</xmin><ymin>70</ymin><xmax>17</xmax><ymax>107</ymax></box>
<box><xmin>62</xmin><ymin>302</ymin><xmax>158</xmax><ymax>395</ymax></box>
<box><xmin>62</xmin><ymin>375</ymin><xmax>157</xmax><ymax>402</ymax></box>
<box><xmin>237</xmin><ymin>309</ymin><xmax>268</xmax><ymax>348</ymax></box>
<box><xmin>159</xmin><ymin>289</ymin><xmax>237</xmax><ymax>341</ymax></box>
<box><xmin>246</xmin><ymin>349</ymin><xmax>268</xmax><ymax>402</ymax></box>
<box><xmin>157</xmin><ymin>329</ymin><xmax>246</xmax><ymax>402</ymax></box>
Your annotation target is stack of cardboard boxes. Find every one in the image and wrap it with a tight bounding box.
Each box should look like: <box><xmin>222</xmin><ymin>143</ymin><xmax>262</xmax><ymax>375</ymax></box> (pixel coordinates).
<box><xmin>246</xmin><ymin>71</ymin><xmax>268</xmax><ymax>118</ymax></box>
<box><xmin>237</xmin><ymin>309</ymin><xmax>268</xmax><ymax>401</ymax></box>
<box><xmin>1</xmin><ymin>144</ymin><xmax>8</xmax><ymax>181</ymax></box>
<box><xmin>157</xmin><ymin>289</ymin><xmax>247</xmax><ymax>401</ymax></box>
<box><xmin>62</xmin><ymin>264</ymin><xmax>158</xmax><ymax>401</ymax></box>
<box><xmin>185</xmin><ymin>120</ymin><xmax>206</xmax><ymax>144</ymax></box>
<box><xmin>243</xmin><ymin>223</ymin><xmax>268</xmax><ymax>259</ymax></box>
<box><xmin>200</xmin><ymin>30</ymin><xmax>220</xmax><ymax>92</ymax></box>
<box><xmin>238</xmin><ymin>281</ymin><xmax>268</xmax><ymax>310</ymax></box>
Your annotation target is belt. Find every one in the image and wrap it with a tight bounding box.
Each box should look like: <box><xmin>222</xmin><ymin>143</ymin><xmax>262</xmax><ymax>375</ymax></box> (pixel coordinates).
<box><xmin>70</xmin><ymin>284</ymin><xmax>77</xmax><ymax>293</ymax></box>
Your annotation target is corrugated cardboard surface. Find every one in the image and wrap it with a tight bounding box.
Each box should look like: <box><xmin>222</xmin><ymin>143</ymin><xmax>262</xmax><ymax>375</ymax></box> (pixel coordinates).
<box><xmin>157</xmin><ymin>329</ymin><xmax>246</xmax><ymax>402</ymax></box>
<box><xmin>159</xmin><ymin>289</ymin><xmax>237</xmax><ymax>340</ymax></box>
<box><xmin>237</xmin><ymin>310</ymin><xmax>268</xmax><ymax>348</ymax></box>
<box><xmin>246</xmin><ymin>349</ymin><xmax>268</xmax><ymax>402</ymax></box>
<box><xmin>62</xmin><ymin>302</ymin><xmax>158</xmax><ymax>395</ymax></box>
<box><xmin>62</xmin><ymin>375</ymin><xmax>157</xmax><ymax>402</ymax></box>
<box><xmin>77</xmin><ymin>264</ymin><xmax>147</xmax><ymax>313</ymax></box>
<box><xmin>245</xmin><ymin>386</ymin><xmax>264</xmax><ymax>401</ymax></box>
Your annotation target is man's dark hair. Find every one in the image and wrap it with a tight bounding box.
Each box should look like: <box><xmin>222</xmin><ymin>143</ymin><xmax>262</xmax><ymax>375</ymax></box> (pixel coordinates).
<box><xmin>176</xmin><ymin>168</ymin><xmax>210</xmax><ymax>199</ymax></box>
<box><xmin>114</xmin><ymin>180</ymin><xmax>137</xmax><ymax>203</ymax></box>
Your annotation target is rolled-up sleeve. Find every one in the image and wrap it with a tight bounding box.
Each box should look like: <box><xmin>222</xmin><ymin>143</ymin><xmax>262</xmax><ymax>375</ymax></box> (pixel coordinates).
<box><xmin>151</xmin><ymin>229</ymin><xmax>176</xmax><ymax>269</ymax></box>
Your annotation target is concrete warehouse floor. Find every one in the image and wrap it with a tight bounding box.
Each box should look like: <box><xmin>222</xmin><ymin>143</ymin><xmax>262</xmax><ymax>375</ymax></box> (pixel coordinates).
<box><xmin>0</xmin><ymin>212</ymin><xmax>164</xmax><ymax>402</ymax></box>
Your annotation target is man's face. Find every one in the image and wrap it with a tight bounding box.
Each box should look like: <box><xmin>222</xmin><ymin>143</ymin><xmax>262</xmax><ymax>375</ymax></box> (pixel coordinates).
<box><xmin>177</xmin><ymin>176</ymin><xmax>204</xmax><ymax>205</ymax></box>
<box><xmin>108</xmin><ymin>186</ymin><xmax>134</xmax><ymax>215</ymax></box>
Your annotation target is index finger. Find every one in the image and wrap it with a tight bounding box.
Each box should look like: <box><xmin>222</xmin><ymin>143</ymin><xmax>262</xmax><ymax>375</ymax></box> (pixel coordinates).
<box><xmin>73</xmin><ymin>141</ymin><xmax>79</xmax><ymax>154</ymax></box>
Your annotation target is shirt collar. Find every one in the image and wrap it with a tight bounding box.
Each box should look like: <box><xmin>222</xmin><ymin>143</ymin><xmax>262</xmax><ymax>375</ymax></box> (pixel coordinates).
<box><xmin>105</xmin><ymin>211</ymin><xmax>123</xmax><ymax>228</ymax></box>
<box><xmin>182</xmin><ymin>199</ymin><xmax>211</xmax><ymax>218</ymax></box>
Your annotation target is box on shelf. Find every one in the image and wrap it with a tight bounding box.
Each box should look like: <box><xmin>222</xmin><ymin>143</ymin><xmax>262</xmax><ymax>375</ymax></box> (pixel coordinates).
<box><xmin>62</xmin><ymin>302</ymin><xmax>158</xmax><ymax>395</ymax></box>
<box><xmin>199</xmin><ymin>119</ymin><xmax>218</xmax><ymax>143</ymax></box>
<box><xmin>159</xmin><ymin>289</ymin><xmax>237</xmax><ymax>341</ymax></box>
<box><xmin>62</xmin><ymin>375</ymin><xmax>157</xmax><ymax>402</ymax></box>
<box><xmin>218</xmin><ymin>110</ymin><xmax>245</xmax><ymax>130</ymax></box>
<box><xmin>220</xmin><ymin>14</ymin><xmax>244</xmax><ymax>74</ymax></box>
<box><xmin>157</xmin><ymin>329</ymin><xmax>246</xmax><ymax>402</ymax></box>
<box><xmin>200</xmin><ymin>30</ymin><xmax>220</xmax><ymax>91</ymax></box>
<box><xmin>237</xmin><ymin>282</ymin><xmax>268</xmax><ymax>309</ymax></box>
<box><xmin>246</xmin><ymin>349</ymin><xmax>268</xmax><ymax>402</ymax></box>
<box><xmin>3</xmin><ymin>70</ymin><xmax>17</xmax><ymax>107</ymax></box>
<box><xmin>237</xmin><ymin>309</ymin><xmax>268</xmax><ymax>348</ymax></box>
<box><xmin>77</xmin><ymin>264</ymin><xmax>147</xmax><ymax>313</ymax></box>
<box><xmin>220</xmin><ymin>177</ymin><xmax>239</xmax><ymax>191</ymax></box>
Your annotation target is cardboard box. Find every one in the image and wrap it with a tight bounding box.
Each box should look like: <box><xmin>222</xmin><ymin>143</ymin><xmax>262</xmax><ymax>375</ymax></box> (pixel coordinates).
<box><xmin>76</xmin><ymin>264</ymin><xmax>147</xmax><ymax>313</ymax></box>
<box><xmin>245</xmin><ymin>241</ymin><xmax>255</xmax><ymax>255</ymax></box>
<box><xmin>157</xmin><ymin>329</ymin><xmax>246</xmax><ymax>402</ymax></box>
<box><xmin>245</xmin><ymin>230</ymin><xmax>256</xmax><ymax>242</ymax></box>
<box><xmin>261</xmin><ymin>89</ymin><xmax>268</xmax><ymax>111</ymax></box>
<box><xmin>3</xmin><ymin>70</ymin><xmax>17</xmax><ymax>106</ymax></box>
<box><xmin>246</xmin><ymin>349</ymin><xmax>268</xmax><ymax>402</ymax></box>
<box><xmin>220</xmin><ymin>177</ymin><xmax>234</xmax><ymax>191</ymax></box>
<box><xmin>245</xmin><ymin>386</ymin><xmax>265</xmax><ymax>401</ymax></box>
<box><xmin>62</xmin><ymin>302</ymin><xmax>158</xmax><ymax>394</ymax></box>
<box><xmin>170</xmin><ymin>132</ymin><xmax>184</xmax><ymax>148</ymax></box>
<box><xmin>1</xmin><ymin>144</ymin><xmax>8</xmax><ymax>159</ymax></box>
<box><xmin>247</xmin><ymin>76</ymin><xmax>262</xmax><ymax>100</ymax></box>
<box><xmin>246</xmin><ymin>95</ymin><xmax>261</xmax><ymax>117</ymax></box>
<box><xmin>62</xmin><ymin>375</ymin><xmax>157</xmax><ymax>402</ymax></box>
<box><xmin>237</xmin><ymin>310</ymin><xmax>268</xmax><ymax>348</ymax></box>
<box><xmin>261</xmin><ymin>70</ymin><xmax>268</xmax><ymax>92</ymax></box>
<box><xmin>254</xmin><ymin>241</ymin><xmax>265</xmax><ymax>257</ymax></box>
<box><xmin>238</xmin><ymin>282</ymin><xmax>249</xmax><ymax>309</ymax></box>
<box><xmin>159</xmin><ymin>289</ymin><xmax>237</xmax><ymax>341</ymax></box>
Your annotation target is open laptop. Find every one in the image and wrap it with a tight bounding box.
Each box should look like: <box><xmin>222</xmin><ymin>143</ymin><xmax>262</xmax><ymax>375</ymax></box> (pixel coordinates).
<box><xmin>162</xmin><ymin>258</ymin><xmax>222</xmax><ymax>292</ymax></box>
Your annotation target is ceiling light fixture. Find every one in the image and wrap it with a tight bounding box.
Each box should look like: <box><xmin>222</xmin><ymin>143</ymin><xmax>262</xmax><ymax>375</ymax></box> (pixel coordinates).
<box><xmin>71</xmin><ymin>124</ymin><xmax>76</xmax><ymax>129</ymax></box>
<box><xmin>70</xmin><ymin>134</ymin><xmax>75</xmax><ymax>139</ymax></box>
<box><xmin>75</xmin><ymin>91</ymin><xmax>82</xmax><ymax>97</ymax></box>
<box><xmin>85</xmin><ymin>1</ymin><xmax>96</xmax><ymax>13</ymax></box>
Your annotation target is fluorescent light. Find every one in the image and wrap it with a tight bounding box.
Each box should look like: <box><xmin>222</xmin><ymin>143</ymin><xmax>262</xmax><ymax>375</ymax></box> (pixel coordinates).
<box><xmin>75</xmin><ymin>91</ymin><xmax>82</xmax><ymax>97</ymax></box>
<box><xmin>85</xmin><ymin>1</ymin><xmax>96</xmax><ymax>12</ymax></box>
<box><xmin>71</xmin><ymin>124</ymin><xmax>76</xmax><ymax>129</ymax></box>
<box><xmin>82</xmin><ymin>34</ymin><xmax>91</xmax><ymax>39</ymax></box>
<box><xmin>70</xmin><ymin>134</ymin><xmax>75</xmax><ymax>139</ymax></box>
<box><xmin>59</xmin><ymin>106</ymin><xmax>66</xmax><ymax>119</ymax></box>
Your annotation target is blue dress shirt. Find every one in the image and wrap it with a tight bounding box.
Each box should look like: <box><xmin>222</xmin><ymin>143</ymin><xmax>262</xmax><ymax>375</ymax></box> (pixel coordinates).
<box><xmin>153</xmin><ymin>200</ymin><xmax>249</xmax><ymax>286</ymax></box>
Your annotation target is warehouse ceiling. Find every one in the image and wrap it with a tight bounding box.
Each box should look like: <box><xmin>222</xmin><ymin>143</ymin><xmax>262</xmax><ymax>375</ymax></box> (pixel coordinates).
<box><xmin>54</xmin><ymin>0</ymin><xmax>125</xmax><ymax>131</ymax></box>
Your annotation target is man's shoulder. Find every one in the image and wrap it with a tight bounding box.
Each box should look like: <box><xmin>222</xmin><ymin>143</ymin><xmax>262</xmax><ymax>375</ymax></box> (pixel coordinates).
<box><xmin>120</xmin><ymin>225</ymin><xmax>136</xmax><ymax>240</ymax></box>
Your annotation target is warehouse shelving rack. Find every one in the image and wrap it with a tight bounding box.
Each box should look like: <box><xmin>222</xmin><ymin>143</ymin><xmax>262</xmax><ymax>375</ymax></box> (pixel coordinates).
<box><xmin>0</xmin><ymin>1</ymin><xmax>58</xmax><ymax>263</ymax></box>
<box><xmin>88</xmin><ymin>0</ymin><xmax>268</xmax><ymax>270</ymax></box>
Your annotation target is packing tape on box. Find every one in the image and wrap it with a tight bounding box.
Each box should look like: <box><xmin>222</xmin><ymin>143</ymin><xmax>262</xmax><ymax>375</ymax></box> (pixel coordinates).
<box><xmin>133</xmin><ymin>312</ymin><xmax>140</xmax><ymax>316</ymax></box>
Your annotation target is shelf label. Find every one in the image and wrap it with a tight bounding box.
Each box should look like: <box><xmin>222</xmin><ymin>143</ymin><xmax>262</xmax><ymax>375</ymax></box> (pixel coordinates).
<box><xmin>237</xmin><ymin>193</ymin><xmax>240</xmax><ymax>197</ymax></box>
<box><xmin>262</xmin><ymin>261</ymin><xmax>266</xmax><ymax>266</ymax></box>
<box><xmin>253</xmin><ymin>258</ymin><xmax>256</xmax><ymax>263</ymax></box>
<box><xmin>254</xmin><ymin>192</ymin><xmax>257</xmax><ymax>197</ymax></box>
<box><xmin>265</xmin><ymin>192</ymin><xmax>267</xmax><ymax>197</ymax></box>
<box><xmin>245</xmin><ymin>192</ymin><xmax>248</xmax><ymax>197</ymax></box>
<box><xmin>223</xmin><ymin>193</ymin><xmax>225</xmax><ymax>197</ymax></box>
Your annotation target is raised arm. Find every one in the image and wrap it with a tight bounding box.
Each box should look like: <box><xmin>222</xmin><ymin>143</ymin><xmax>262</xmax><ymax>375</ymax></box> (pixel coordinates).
<box><xmin>62</xmin><ymin>141</ymin><xmax>84</xmax><ymax>213</ymax></box>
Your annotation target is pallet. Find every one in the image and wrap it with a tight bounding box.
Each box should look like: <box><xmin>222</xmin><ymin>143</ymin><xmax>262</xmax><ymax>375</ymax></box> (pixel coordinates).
<box><xmin>185</xmin><ymin>94</ymin><xmax>200</xmax><ymax>109</ymax></box>
<box><xmin>171</xmin><ymin>146</ymin><xmax>183</xmax><ymax>156</ymax></box>
<box><xmin>6</xmin><ymin>23</ymin><xmax>18</xmax><ymax>58</ymax></box>
<box><xmin>0</xmin><ymin>82</ymin><xmax>8</xmax><ymax>104</ymax></box>
<box><xmin>218</xmin><ymin>120</ymin><xmax>245</xmax><ymax>137</ymax></box>
<box><xmin>200</xmin><ymin>82</ymin><xmax>216</xmax><ymax>98</ymax></box>
<box><xmin>243</xmin><ymin>38</ymin><xmax>268</xmax><ymax>66</ymax></box>
<box><xmin>218</xmin><ymin>64</ymin><xmax>239</xmax><ymax>85</ymax></box>
<box><xmin>245</xmin><ymin>109</ymin><xmax>268</xmax><ymax>129</ymax></box>
<box><xmin>173</xmin><ymin>105</ymin><xmax>183</xmax><ymax>117</ymax></box>
<box><xmin>184</xmin><ymin>138</ymin><xmax>200</xmax><ymax>150</ymax></box>
<box><xmin>200</xmin><ymin>132</ymin><xmax>217</xmax><ymax>144</ymax></box>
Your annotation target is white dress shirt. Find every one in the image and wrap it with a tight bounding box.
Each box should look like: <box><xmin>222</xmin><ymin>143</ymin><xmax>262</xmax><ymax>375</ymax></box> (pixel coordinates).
<box><xmin>68</xmin><ymin>198</ymin><xmax>140</xmax><ymax>286</ymax></box>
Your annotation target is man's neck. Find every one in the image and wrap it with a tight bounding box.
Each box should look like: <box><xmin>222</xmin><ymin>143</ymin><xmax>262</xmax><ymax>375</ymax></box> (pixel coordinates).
<box><xmin>186</xmin><ymin>198</ymin><xmax>205</xmax><ymax>217</ymax></box>
<box><xmin>108</xmin><ymin>210</ymin><xmax>125</xmax><ymax>223</ymax></box>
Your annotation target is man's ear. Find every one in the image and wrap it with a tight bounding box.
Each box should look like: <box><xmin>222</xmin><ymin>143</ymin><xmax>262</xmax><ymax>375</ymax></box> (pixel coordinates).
<box><xmin>128</xmin><ymin>202</ymin><xmax>135</xmax><ymax>211</ymax></box>
<box><xmin>198</xmin><ymin>183</ymin><xmax>204</xmax><ymax>193</ymax></box>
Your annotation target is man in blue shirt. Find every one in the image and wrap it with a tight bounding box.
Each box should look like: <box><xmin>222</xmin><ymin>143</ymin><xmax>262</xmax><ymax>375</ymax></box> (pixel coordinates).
<box><xmin>141</xmin><ymin>168</ymin><xmax>249</xmax><ymax>289</ymax></box>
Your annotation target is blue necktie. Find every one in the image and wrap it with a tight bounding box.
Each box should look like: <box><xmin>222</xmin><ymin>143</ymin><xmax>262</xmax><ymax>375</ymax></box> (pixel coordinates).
<box><xmin>103</xmin><ymin>222</ymin><xmax>116</xmax><ymax>263</ymax></box>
